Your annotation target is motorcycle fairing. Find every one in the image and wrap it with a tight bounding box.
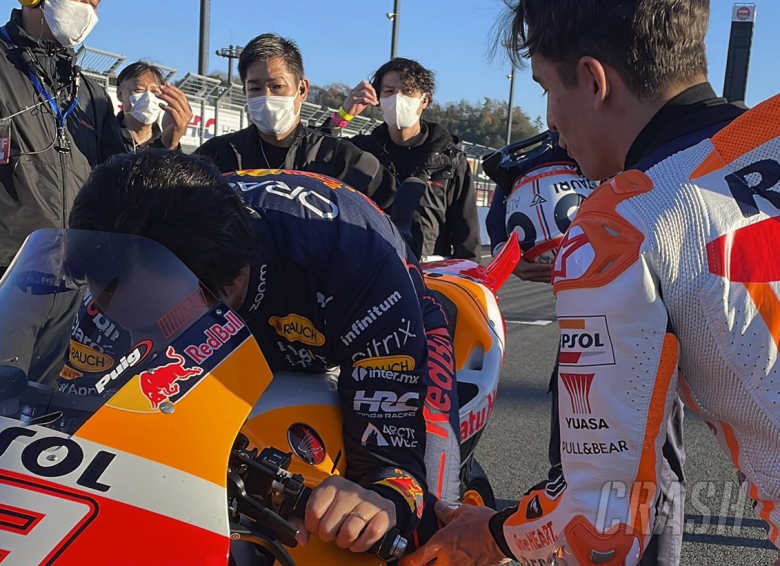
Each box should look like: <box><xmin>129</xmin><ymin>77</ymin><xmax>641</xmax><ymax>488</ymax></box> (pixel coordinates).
<box><xmin>0</xmin><ymin>230</ymin><xmax>272</xmax><ymax>565</ymax></box>
<box><xmin>1</xmin><ymin>329</ymin><xmax>269</xmax><ymax>566</ymax></box>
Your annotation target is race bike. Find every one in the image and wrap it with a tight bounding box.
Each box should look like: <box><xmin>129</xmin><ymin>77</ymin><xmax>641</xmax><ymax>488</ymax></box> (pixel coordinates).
<box><xmin>0</xmin><ymin>227</ymin><xmax>519</xmax><ymax>565</ymax></box>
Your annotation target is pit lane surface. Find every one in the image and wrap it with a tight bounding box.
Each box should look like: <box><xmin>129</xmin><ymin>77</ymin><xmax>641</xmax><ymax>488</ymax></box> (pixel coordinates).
<box><xmin>475</xmin><ymin>269</ymin><xmax>778</xmax><ymax>566</ymax></box>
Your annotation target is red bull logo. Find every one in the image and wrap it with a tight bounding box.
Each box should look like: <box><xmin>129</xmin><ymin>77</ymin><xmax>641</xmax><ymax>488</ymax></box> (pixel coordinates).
<box><xmin>184</xmin><ymin>311</ymin><xmax>246</xmax><ymax>364</ymax></box>
<box><xmin>377</xmin><ymin>470</ymin><xmax>425</xmax><ymax>519</ymax></box>
<box><xmin>139</xmin><ymin>346</ymin><xmax>203</xmax><ymax>410</ymax></box>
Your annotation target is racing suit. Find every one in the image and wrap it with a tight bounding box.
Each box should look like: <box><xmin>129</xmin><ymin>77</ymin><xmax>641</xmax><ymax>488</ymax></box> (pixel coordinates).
<box><xmin>487</xmin><ymin>83</ymin><xmax>779</xmax><ymax>565</ymax></box>
<box><xmin>231</xmin><ymin>171</ymin><xmax>460</xmax><ymax>539</ymax></box>
<box><xmin>485</xmin><ymin>137</ymin><xmax>685</xmax><ymax>565</ymax></box>
<box><xmin>58</xmin><ymin>170</ymin><xmax>461</xmax><ymax>539</ymax></box>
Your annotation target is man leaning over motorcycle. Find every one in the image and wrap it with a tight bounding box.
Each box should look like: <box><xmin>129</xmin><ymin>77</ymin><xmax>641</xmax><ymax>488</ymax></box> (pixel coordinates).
<box><xmin>66</xmin><ymin>149</ymin><xmax>461</xmax><ymax>552</ymax></box>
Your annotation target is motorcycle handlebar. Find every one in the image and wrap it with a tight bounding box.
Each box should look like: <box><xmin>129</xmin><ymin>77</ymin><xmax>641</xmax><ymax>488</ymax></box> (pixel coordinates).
<box><xmin>291</xmin><ymin>485</ymin><xmax>408</xmax><ymax>561</ymax></box>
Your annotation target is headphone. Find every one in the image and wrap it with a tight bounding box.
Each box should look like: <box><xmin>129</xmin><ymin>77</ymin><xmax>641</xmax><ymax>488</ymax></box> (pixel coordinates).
<box><xmin>19</xmin><ymin>0</ymin><xmax>43</xmax><ymax>8</ymax></box>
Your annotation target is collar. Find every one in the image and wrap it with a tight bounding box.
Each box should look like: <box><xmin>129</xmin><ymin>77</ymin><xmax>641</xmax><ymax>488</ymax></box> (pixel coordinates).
<box><xmin>625</xmin><ymin>83</ymin><xmax>745</xmax><ymax>168</ymax></box>
<box><xmin>248</xmin><ymin>121</ymin><xmax>307</xmax><ymax>151</ymax></box>
<box><xmin>118</xmin><ymin>111</ymin><xmax>163</xmax><ymax>147</ymax></box>
<box><xmin>375</xmin><ymin>121</ymin><xmax>430</xmax><ymax>150</ymax></box>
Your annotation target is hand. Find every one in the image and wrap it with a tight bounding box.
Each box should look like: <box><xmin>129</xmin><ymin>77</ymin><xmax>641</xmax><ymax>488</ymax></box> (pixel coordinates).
<box><xmin>513</xmin><ymin>258</ymin><xmax>553</xmax><ymax>284</ymax></box>
<box><xmin>343</xmin><ymin>80</ymin><xmax>379</xmax><ymax>118</ymax></box>
<box><xmin>294</xmin><ymin>475</ymin><xmax>396</xmax><ymax>553</ymax></box>
<box><xmin>400</xmin><ymin>501</ymin><xmax>511</xmax><ymax>566</ymax></box>
<box><xmin>158</xmin><ymin>84</ymin><xmax>193</xmax><ymax>150</ymax></box>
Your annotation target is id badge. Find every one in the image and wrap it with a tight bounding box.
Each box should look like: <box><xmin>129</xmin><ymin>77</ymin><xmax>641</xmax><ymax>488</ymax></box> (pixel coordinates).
<box><xmin>0</xmin><ymin>123</ymin><xmax>10</xmax><ymax>165</ymax></box>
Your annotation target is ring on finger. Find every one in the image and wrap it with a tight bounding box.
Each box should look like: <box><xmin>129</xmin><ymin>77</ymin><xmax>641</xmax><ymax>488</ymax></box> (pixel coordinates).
<box><xmin>349</xmin><ymin>510</ymin><xmax>369</xmax><ymax>523</ymax></box>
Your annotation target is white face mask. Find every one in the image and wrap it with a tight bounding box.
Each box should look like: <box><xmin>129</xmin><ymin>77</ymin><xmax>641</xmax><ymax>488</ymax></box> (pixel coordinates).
<box><xmin>380</xmin><ymin>93</ymin><xmax>424</xmax><ymax>130</ymax></box>
<box><xmin>247</xmin><ymin>95</ymin><xmax>300</xmax><ymax>136</ymax></box>
<box><xmin>42</xmin><ymin>0</ymin><xmax>99</xmax><ymax>48</ymax></box>
<box><xmin>127</xmin><ymin>91</ymin><xmax>163</xmax><ymax>125</ymax></box>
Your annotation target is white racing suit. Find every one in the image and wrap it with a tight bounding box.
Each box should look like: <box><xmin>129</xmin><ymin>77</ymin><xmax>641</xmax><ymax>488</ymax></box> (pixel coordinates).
<box><xmin>491</xmin><ymin>94</ymin><xmax>780</xmax><ymax>565</ymax></box>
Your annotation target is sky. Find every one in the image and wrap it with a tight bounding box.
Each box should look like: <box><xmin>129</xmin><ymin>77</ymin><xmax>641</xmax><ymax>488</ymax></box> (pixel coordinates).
<box><xmin>2</xmin><ymin>0</ymin><xmax>777</xmax><ymax>123</ymax></box>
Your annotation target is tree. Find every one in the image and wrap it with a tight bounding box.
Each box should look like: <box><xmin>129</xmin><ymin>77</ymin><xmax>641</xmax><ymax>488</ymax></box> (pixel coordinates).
<box><xmin>424</xmin><ymin>97</ymin><xmax>539</xmax><ymax>148</ymax></box>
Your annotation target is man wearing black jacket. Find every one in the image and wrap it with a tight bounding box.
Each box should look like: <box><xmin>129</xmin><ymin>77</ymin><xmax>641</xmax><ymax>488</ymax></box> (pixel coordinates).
<box><xmin>324</xmin><ymin>58</ymin><xmax>481</xmax><ymax>262</ymax></box>
<box><xmin>196</xmin><ymin>34</ymin><xmax>397</xmax><ymax>212</ymax></box>
<box><xmin>0</xmin><ymin>0</ymin><xmax>124</xmax><ymax>277</ymax></box>
<box><xmin>115</xmin><ymin>61</ymin><xmax>192</xmax><ymax>153</ymax></box>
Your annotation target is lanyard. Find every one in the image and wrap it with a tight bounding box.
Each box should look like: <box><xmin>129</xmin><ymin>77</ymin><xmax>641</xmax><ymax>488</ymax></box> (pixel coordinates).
<box><xmin>0</xmin><ymin>26</ymin><xmax>79</xmax><ymax>130</ymax></box>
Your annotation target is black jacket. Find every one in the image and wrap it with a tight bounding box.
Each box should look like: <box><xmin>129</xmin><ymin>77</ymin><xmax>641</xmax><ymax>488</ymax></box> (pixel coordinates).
<box><xmin>0</xmin><ymin>9</ymin><xmax>124</xmax><ymax>268</ymax></box>
<box><xmin>117</xmin><ymin>111</ymin><xmax>169</xmax><ymax>153</ymax></box>
<box><xmin>195</xmin><ymin>123</ymin><xmax>397</xmax><ymax>211</ymax></box>
<box><xmin>348</xmin><ymin>121</ymin><xmax>481</xmax><ymax>261</ymax></box>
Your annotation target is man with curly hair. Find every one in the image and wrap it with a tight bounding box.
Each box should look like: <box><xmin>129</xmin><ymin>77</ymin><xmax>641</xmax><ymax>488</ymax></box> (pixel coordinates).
<box><xmin>325</xmin><ymin>58</ymin><xmax>481</xmax><ymax>262</ymax></box>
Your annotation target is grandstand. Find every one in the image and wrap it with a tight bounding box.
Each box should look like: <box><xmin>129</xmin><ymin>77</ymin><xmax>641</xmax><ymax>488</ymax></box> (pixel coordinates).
<box><xmin>75</xmin><ymin>46</ymin><xmax>499</xmax><ymax>206</ymax></box>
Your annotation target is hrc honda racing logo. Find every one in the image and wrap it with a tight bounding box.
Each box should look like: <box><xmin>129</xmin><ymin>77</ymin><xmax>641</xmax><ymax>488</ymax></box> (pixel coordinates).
<box><xmin>353</xmin><ymin>390</ymin><xmax>420</xmax><ymax>419</ymax></box>
<box><xmin>558</xmin><ymin>316</ymin><xmax>615</xmax><ymax>367</ymax></box>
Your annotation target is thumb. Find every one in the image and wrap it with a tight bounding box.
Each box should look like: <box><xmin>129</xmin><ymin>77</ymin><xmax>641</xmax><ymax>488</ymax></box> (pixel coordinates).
<box><xmin>398</xmin><ymin>539</ymin><xmax>440</xmax><ymax>566</ymax></box>
<box><xmin>434</xmin><ymin>500</ymin><xmax>459</xmax><ymax>525</ymax></box>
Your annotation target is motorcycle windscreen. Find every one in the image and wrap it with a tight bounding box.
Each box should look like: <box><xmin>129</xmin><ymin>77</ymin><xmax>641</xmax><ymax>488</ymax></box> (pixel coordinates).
<box><xmin>0</xmin><ymin>229</ymin><xmax>270</xmax><ymax>566</ymax></box>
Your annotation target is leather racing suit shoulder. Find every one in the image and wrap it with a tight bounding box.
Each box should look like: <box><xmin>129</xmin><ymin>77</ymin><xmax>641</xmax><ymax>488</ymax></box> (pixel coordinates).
<box><xmin>490</xmin><ymin>94</ymin><xmax>780</xmax><ymax>565</ymax></box>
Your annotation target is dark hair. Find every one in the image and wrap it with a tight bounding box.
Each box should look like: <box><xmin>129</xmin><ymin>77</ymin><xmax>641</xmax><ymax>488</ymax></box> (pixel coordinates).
<box><xmin>238</xmin><ymin>33</ymin><xmax>305</xmax><ymax>83</ymax></box>
<box><xmin>117</xmin><ymin>61</ymin><xmax>165</xmax><ymax>87</ymax></box>
<box><xmin>371</xmin><ymin>58</ymin><xmax>436</xmax><ymax>100</ymax></box>
<box><xmin>502</xmin><ymin>0</ymin><xmax>709</xmax><ymax>100</ymax></box>
<box><xmin>69</xmin><ymin>150</ymin><xmax>256</xmax><ymax>296</ymax></box>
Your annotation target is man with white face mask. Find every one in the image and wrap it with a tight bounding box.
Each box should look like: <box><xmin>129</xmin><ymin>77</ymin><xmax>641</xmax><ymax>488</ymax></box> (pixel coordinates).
<box><xmin>115</xmin><ymin>61</ymin><xmax>193</xmax><ymax>153</ymax></box>
<box><xmin>325</xmin><ymin>58</ymin><xmax>481</xmax><ymax>262</ymax></box>
<box><xmin>196</xmin><ymin>33</ymin><xmax>398</xmax><ymax>212</ymax></box>
<box><xmin>0</xmin><ymin>0</ymin><xmax>124</xmax><ymax>278</ymax></box>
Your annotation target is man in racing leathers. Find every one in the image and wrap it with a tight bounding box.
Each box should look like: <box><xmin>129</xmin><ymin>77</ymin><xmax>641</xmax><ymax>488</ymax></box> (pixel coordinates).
<box><xmin>484</xmin><ymin>134</ymin><xmax>686</xmax><ymax>566</ymax></box>
<box><xmin>67</xmin><ymin>150</ymin><xmax>460</xmax><ymax>553</ymax></box>
<box><xmin>400</xmin><ymin>1</ymin><xmax>780</xmax><ymax>566</ymax></box>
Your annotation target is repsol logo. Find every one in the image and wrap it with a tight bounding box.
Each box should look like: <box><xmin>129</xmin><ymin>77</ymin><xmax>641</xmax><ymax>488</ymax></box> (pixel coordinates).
<box><xmin>561</xmin><ymin>333</ymin><xmax>605</xmax><ymax>349</ymax></box>
<box><xmin>558</xmin><ymin>316</ymin><xmax>615</xmax><ymax>367</ymax></box>
<box><xmin>270</xmin><ymin>314</ymin><xmax>325</xmax><ymax>346</ymax></box>
<box><xmin>0</xmin><ymin>427</ymin><xmax>115</xmax><ymax>492</ymax></box>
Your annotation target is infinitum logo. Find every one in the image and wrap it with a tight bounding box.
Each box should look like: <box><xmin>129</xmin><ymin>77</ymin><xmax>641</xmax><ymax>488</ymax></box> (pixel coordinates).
<box><xmin>341</xmin><ymin>291</ymin><xmax>403</xmax><ymax>346</ymax></box>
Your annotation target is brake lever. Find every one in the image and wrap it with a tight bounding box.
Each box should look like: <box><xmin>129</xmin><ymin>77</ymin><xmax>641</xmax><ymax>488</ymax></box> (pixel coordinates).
<box><xmin>228</xmin><ymin>468</ymin><xmax>300</xmax><ymax>548</ymax></box>
<box><xmin>229</xmin><ymin>522</ymin><xmax>297</xmax><ymax>566</ymax></box>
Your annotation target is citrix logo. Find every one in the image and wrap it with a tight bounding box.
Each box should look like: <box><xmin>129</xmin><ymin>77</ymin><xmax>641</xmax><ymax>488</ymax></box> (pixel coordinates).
<box><xmin>350</xmin><ymin>318</ymin><xmax>417</xmax><ymax>362</ymax></box>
